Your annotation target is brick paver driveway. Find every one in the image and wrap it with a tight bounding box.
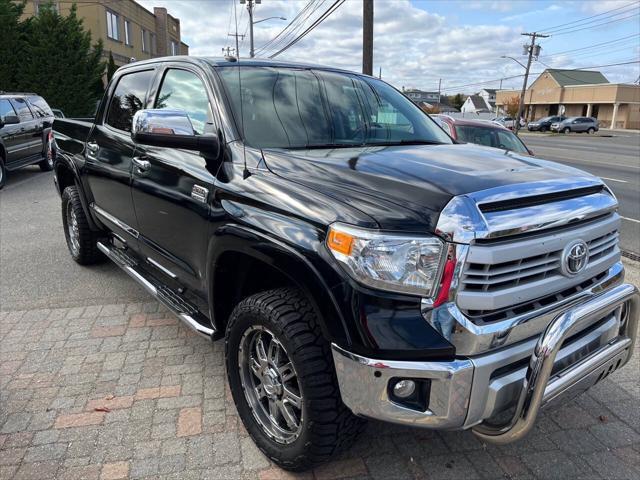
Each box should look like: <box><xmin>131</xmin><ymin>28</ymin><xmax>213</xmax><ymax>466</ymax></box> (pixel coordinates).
<box><xmin>1</xmin><ymin>300</ymin><xmax>639</xmax><ymax>480</ymax></box>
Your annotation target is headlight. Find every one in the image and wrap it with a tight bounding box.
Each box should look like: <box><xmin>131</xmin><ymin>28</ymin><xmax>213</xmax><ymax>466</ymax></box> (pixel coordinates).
<box><xmin>326</xmin><ymin>223</ymin><xmax>444</xmax><ymax>296</ymax></box>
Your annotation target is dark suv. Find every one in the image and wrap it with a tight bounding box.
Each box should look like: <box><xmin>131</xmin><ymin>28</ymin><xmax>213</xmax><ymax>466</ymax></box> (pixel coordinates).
<box><xmin>0</xmin><ymin>92</ymin><xmax>55</xmax><ymax>188</ymax></box>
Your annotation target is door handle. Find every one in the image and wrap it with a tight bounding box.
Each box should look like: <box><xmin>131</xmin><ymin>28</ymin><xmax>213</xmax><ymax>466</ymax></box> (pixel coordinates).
<box><xmin>132</xmin><ymin>156</ymin><xmax>151</xmax><ymax>174</ymax></box>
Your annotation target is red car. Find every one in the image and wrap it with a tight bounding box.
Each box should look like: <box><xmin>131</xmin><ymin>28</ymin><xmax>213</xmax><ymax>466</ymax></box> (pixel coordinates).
<box><xmin>432</xmin><ymin>115</ymin><xmax>533</xmax><ymax>155</ymax></box>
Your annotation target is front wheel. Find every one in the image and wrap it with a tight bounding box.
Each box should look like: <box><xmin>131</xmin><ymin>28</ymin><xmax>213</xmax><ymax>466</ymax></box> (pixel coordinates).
<box><xmin>563</xmin><ymin>127</ymin><xmax>571</xmax><ymax>134</ymax></box>
<box><xmin>61</xmin><ymin>186</ymin><xmax>104</xmax><ymax>265</ymax></box>
<box><xmin>540</xmin><ymin>126</ymin><xmax>548</xmax><ymax>132</ymax></box>
<box><xmin>225</xmin><ymin>288</ymin><xmax>365</xmax><ymax>471</ymax></box>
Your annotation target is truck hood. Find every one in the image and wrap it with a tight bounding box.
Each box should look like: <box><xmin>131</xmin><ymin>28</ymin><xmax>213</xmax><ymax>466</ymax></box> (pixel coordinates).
<box><xmin>262</xmin><ymin>143</ymin><xmax>601</xmax><ymax>232</ymax></box>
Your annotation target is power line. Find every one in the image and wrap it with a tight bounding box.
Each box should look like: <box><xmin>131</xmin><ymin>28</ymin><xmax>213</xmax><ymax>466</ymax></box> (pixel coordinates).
<box><xmin>255</xmin><ymin>0</ymin><xmax>324</xmax><ymax>56</ymax></box>
<box><xmin>437</xmin><ymin>60</ymin><xmax>640</xmax><ymax>93</ymax></box>
<box><xmin>547</xmin><ymin>44</ymin><xmax>640</xmax><ymax>62</ymax></box>
<box><xmin>544</xmin><ymin>34</ymin><xmax>639</xmax><ymax>57</ymax></box>
<box><xmin>546</xmin><ymin>12</ymin><xmax>640</xmax><ymax>36</ymax></box>
<box><xmin>537</xmin><ymin>1</ymin><xmax>639</xmax><ymax>33</ymax></box>
<box><xmin>269</xmin><ymin>0</ymin><xmax>345</xmax><ymax>58</ymax></box>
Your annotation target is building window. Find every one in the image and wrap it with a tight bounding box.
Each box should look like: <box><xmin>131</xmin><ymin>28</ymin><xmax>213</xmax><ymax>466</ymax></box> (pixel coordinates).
<box><xmin>150</xmin><ymin>33</ymin><xmax>157</xmax><ymax>55</ymax></box>
<box><xmin>124</xmin><ymin>20</ymin><xmax>132</xmax><ymax>46</ymax></box>
<box><xmin>35</xmin><ymin>1</ymin><xmax>59</xmax><ymax>14</ymax></box>
<box><xmin>106</xmin><ymin>10</ymin><xmax>119</xmax><ymax>40</ymax></box>
<box><xmin>171</xmin><ymin>41</ymin><xmax>179</xmax><ymax>55</ymax></box>
<box><xmin>141</xmin><ymin>29</ymin><xmax>148</xmax><ymax>52</ymax></box>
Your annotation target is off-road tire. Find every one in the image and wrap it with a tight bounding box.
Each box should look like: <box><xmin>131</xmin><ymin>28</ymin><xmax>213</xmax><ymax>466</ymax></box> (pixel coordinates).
<box><xmin>563</xmin><ymin>127</ymin><xmax>571</xmax><ymax>134</ymax></box>
<box><xmin>225</xmin><ymin>288</ymin><xmax>365</xmax><ymax>471</ymax></box>
<box><xmin>61</xmin><ymin>186</ymin><xmax>104</xmax><ymax>265</ymax></box>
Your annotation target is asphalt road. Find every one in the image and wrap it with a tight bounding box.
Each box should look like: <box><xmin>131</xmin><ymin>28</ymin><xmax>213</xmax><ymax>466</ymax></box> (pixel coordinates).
<box><xmin>522</xmin><ymin>131</ymin><xmax>640</xmax><ymax>255</ymax></box>
<box><xmin>0</xmin><ymin>167</ymin><xmax>149</xmax><ymax>311</ymax></box>
<box><xmin>1</xmin><ymin>134</ymin><xmax>638</xmax><ymax>310</ymax></box>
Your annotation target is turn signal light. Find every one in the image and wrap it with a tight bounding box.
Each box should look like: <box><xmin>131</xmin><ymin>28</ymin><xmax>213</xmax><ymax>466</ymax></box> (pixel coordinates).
<box><xmin>327</xmin><ymin>229</ymin><xmax>354</xmax><ymax>255</ymax></box>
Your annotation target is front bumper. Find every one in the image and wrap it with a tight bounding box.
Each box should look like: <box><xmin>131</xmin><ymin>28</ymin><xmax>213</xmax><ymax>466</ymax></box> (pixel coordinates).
<box><xmin>332</xmin><ymin>282</ymin><xmax>638</xmax><ymax>439</ymax></box>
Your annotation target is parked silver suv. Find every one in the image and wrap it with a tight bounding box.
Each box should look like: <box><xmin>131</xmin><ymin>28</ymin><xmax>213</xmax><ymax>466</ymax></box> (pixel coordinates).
<box><xmin>551</xmin><ymin>116</ymin><xmax>599</xmax><ymax>134</ymax></box>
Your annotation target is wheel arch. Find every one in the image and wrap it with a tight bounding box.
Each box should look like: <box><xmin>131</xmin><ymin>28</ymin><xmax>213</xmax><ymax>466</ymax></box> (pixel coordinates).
<box><xmin>207</xmin><ymin>225</ymin><xmax>352</xmax><ymax>345</ymax></box>
<box><xmin>54</xmin><ymin>157</ymin><xmax>99</xmax><ymax>231</ymax></box>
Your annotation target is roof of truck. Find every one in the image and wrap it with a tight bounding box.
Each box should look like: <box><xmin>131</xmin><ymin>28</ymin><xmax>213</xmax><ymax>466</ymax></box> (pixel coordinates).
<box><xmin>118</xmin><ymin>55</ymin><xmax>364</xmax><ymax>76</ymax></box>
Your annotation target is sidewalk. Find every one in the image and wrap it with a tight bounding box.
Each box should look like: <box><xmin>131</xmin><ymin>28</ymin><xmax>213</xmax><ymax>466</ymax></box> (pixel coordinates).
<box><xmin>0</xmin><ymin>262</ymin><xmax>638</xmax><ymax>479</ymax></box>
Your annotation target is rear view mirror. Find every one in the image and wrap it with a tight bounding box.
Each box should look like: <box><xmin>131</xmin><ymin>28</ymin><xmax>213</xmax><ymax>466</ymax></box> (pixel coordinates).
<box><xmin>131</xmin><ymin>109</ymin><xmax>220</xmax><ymax>157</ymax></box>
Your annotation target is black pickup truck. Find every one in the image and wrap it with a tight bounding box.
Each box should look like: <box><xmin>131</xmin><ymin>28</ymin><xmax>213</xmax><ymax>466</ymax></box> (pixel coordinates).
<box><xmin>52</xmin><ymin>57</ymin><xmax>638</xmax><ymax>470</ymax></box>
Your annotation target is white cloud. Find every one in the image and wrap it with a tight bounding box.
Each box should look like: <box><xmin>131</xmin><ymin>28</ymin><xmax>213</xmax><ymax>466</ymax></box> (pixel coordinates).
<box><xmin>138</xmin><ymin>0</ymin><xmax>637</xmax><ymax>93</ymax></box>
<box><xmin>467</xmin><ymin>1</ymin><xmax>514</xmax><ymax>12</ymax></box>
<box><xmin>580</xmin><ymin>0</ymin><xmax>636</xmax><ymax>14</ymax></box>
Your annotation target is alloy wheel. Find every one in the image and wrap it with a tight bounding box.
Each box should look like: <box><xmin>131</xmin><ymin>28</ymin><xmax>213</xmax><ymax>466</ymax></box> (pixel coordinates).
<box><xmin>66</xmin><ymin>201</ymin><xmax>80</xmax><ymax>256</ymax></box>
<box><xmin>238</xmin><ymin>326</ymin><xmax>303</xmax><ymax>444</ymax></box>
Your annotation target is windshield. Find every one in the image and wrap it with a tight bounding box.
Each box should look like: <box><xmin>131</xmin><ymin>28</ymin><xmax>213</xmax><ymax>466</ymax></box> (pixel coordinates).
<box><xmin>455</xmin><ymin>125</ymin><xmax>530</xmax><ymax>155</ymax></box>
<box><xmin>217</xmin><ymin>66</ymin><xmax>452</xmax><ymax>149</ymax></box>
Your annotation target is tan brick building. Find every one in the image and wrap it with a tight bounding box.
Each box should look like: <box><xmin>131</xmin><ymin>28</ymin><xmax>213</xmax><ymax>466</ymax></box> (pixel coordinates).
<box><xmin>21</xmin><ymin>0</ymin><xmax>189</xmax><ymax>67</ymax></box>
<box><xmin>496</xmin><ymin>69</ymin><xmax>640</xmax><ymax>130</ymax></box>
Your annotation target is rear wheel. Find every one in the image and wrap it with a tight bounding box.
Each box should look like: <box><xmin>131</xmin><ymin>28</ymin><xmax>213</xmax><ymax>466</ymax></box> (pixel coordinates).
<box><xmin>540</xmin><ymin>126</ymin><xmax>548</xmax><ymax>132</ymax></box>
<box><xmin>61</xmin><ymin>186</ymin><xmax>104</xmax><ymax>265</ymax></box>
<box><xmin>563</xmin><ymin>127</ymin><xmax>571</xmax><ymax>134</ymax></box>
<box><xmin>225</xmin><ymin>288</ymin><xmax>365</xmax><ymax>471</ymax></box>
<box><xmin>587</xmin><ymin>127</ymin><xmax>595</xmax><ymax>134</ymax></box>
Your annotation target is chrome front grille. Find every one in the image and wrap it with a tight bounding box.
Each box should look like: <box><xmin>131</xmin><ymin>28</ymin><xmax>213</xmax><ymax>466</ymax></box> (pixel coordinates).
<box><xmin>464</xmin><ymin>229</ymin><xmax>619</xmax><ymax>293</ymax></box>
<box><xmin>457</xmin><ymin>213</ymin><xmax>621</xmax><ymax>314</ymax></box>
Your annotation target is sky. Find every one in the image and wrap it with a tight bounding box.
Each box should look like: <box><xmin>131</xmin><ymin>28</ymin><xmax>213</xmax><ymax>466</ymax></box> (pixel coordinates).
<box><xmin>138</xmin><ymin>0</ymin><xmax>640</xmax><ymax>94</ymax></box>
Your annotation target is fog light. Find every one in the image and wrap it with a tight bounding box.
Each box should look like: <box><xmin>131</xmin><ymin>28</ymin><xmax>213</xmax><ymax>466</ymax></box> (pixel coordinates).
<box><xmin>393</xmin><ymin>379</ymin><xmax>416</xmax><ymax>398</ymax></box>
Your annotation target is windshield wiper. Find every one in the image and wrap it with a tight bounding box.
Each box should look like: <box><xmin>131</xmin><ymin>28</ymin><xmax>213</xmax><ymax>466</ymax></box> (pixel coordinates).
<box><xmin>285</xmin><ymin>144</ymin><xmax>367</xmax><ymax>150</ymax></box>
<box><xmin>281</xmin><ymin>140</ymin><xmax>448</xmax><ymax>150</ymax></box>
<box><xmin>369</xmin><ymin>139</ymin><xmax>447</xmax><ymax>146</ymax></box>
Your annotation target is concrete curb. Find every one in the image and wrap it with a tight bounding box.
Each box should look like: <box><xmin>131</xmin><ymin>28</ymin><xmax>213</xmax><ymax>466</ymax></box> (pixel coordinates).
<box><xmin>622</xmin><ymin>257</ymin><xmax>640</xmax><ymax>289</ymax></box>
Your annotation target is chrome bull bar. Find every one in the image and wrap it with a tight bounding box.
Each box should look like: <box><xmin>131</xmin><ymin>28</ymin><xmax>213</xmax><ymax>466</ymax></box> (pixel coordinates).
<box><xmin>472</xmin><ymin>283</ymin><xmax>638</xmax><ymax>444</ymax></box>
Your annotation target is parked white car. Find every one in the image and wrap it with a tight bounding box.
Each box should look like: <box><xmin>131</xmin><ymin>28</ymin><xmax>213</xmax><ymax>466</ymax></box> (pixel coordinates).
<box><xmin>494</xmin><ymin>116</ymin><xmax>525</xmax><ymax>130</ymax></box>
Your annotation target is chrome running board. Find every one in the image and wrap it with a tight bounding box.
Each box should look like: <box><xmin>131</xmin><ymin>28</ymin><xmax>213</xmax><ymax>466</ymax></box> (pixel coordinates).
<box><xmin>97</xmin><ymin>241</ymin><xmax>216</xmax><ymax>339</ymax></box>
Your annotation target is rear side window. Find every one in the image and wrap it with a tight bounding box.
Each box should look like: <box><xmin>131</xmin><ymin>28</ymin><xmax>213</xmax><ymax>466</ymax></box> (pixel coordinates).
<box><xmin>106</xmin><ymin>70</ymin><xmax>154</xmax><ymax>132</ymax></box>
<box><xmin>27</xmin><ymin>96</ymin><xmax>53</xmax><ymax>118</ymax></box>
<box><xmin>154</xmin><ymin>69</ymin><xmax>213</xmax><ymax>135</ymax></box>
<box><xmin>9</xmin><ymin>98</ymin><xmax>34</xmax><ymax>121</ymax></box>
<box><xmin>0</xmin><ymin>99</ymin><xmax>17</xmax><ymax>120</ymax></box>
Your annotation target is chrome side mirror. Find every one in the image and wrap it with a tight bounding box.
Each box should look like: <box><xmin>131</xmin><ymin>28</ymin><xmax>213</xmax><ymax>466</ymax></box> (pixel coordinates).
<box><xmin>131</xmin><ymin>109</ymin><xmax>219</xmax><ymax>156</ymax></box>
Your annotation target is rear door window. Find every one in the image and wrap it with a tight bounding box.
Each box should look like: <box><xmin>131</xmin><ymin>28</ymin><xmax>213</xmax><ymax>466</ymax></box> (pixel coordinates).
<box><xmin>9</xmin><ymin>98</ymin><xmax>34</xmax><ymax>121</ymax></box>
<box><xmin>27</xmin><ymin>96</ymin><xmax>53</xmax><ymax>118</ymax></box>
<box><xmin>0</xmin><ymin>99</ymin><xmax>17</xmax><ymax>120</ymax></box>
<box><xmin>106</xmin><ymin>69</ymin><xmax>155</xmax><ymax>132</ymax></box>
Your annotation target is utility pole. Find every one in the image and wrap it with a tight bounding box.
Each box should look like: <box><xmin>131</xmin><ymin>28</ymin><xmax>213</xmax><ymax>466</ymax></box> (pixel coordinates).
<box><xmin>362</xmin><ymin>0</ymin><xmax>373</xmax><ymax>75</ymax></box>
<box><xmin>240</xmin><ymin>0</ymin><xmax>260</xmax><ymax>58</ymax></box>
<box><xmin>437</xmin><ymin>78</ymin><xmax>442</xmax><ymax>108</ymax></box>
<box><xmin>228</xmin><ymin>32</ymin><xmax>244</xmax><ymax>58</ymax></box>
<box><xmin>515</xmin><ymin>32</ymin><xmax>548</xmax><ymax>134</ymax></box>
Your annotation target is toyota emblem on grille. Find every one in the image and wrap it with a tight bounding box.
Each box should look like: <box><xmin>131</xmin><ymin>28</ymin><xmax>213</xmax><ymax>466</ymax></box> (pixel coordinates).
<box><xmin>561</xmin><ymin>240</ymin><xmax>589</xmax><ymax>277</ymax></box>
